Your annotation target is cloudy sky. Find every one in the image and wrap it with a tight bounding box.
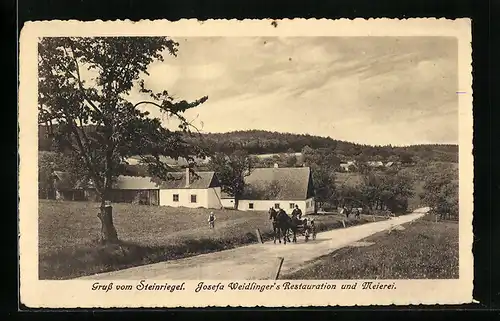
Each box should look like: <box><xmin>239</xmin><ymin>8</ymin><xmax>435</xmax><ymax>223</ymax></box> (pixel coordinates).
<box><xmin>128</xmin><ymin>37</ymin><xmax>458</xmax><ymax>146</ymax></box>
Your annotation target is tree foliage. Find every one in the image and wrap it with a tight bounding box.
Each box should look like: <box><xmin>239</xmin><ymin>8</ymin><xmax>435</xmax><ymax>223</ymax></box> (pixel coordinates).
<box><xmin>207</xmin><ymin>150</ymin><xmax>253</xmax><ymax>209</ymax></box>
<box><xmin>420</xmin><ymin>168</ymin><xmax>459</xmax><ymax>219</ymax></box>
<box><xmin>301</xmin><ymin>146</ymin><xmax>338</xmax><ymax>208</ymax></box>
<box><xmin>359</xmin><ymin>170</ymin><xmax>415</xmax><ymax>214</ymax></box>
<box><xmin>38</xmin><ymin>37</ymin><xmax>208</xmax><ymax>242</ymax></box>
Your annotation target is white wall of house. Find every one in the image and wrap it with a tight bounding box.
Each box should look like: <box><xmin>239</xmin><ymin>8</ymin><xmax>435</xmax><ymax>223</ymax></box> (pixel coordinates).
<box><xmin>159</xmin><ymin>188</ymin><xmax>222</xmax><ymax>209</ymax></box>
<box><xmin>220</xmin><ymin>198</ymin><xmax>236</xmax><ymax>209</ymax></box>
<box><xmin>207</xmin><ymin>187</ymin><xmax>223</xmax><ymax>209</ymax></box>
<box><xmin>238</xmin><ymin>197</ymin><xmax>315</xmax><ymax>214</ymax></box>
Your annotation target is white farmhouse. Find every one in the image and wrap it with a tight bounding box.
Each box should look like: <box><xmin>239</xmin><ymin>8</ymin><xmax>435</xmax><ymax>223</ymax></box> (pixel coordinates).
<box><xmin>157</xmin><ymin>168</ymin><xmax>223</xmax><ymax>209</ymax></box>
<box><xmin>238</xmin><ymin>166</ymin><xmax>316</xmax><ymax>214</ymax></box>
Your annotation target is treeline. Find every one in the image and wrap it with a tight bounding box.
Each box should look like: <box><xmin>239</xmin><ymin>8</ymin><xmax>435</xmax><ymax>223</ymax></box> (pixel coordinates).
<box><xmin>39</xmin><ymin>126</ymin><xmax>458</xmax><ymax>163</ymax></box>
<box><xmin>192</xmin><ymin>130</ymin><xmax>458</xmax><ymax>163</ymax></box>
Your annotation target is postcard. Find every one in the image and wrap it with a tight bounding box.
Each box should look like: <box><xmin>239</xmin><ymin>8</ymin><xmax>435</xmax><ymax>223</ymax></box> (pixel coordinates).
<box><xmin>19</xmin><ymin>18</ymin><xmax>473</xmax><ymax>308</ymax></box>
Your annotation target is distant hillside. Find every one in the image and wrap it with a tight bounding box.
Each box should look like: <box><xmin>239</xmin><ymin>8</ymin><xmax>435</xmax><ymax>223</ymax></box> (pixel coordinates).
<box><xmin>193</xmin><ymin>130</ymin><xmax>458</xmax><ymax>163</ymax></box>
<box><xmin>38</xmin><ymin>126</ymin><xmax>458</xmax><ymax>163</ymax></box>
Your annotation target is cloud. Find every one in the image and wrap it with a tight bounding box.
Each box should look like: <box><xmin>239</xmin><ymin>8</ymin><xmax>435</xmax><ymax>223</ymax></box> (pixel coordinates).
<box><xmin>123</xmin><ymin>37</ymin><xmax>458</xmax><ymax>146</ymax></box>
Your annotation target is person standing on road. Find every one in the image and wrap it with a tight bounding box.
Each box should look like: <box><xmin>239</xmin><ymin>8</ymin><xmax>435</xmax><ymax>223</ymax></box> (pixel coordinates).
<box><xmin>208</xmin><ymin>212</ymin><xmax>216</xmax><ymax>229</ymax></box>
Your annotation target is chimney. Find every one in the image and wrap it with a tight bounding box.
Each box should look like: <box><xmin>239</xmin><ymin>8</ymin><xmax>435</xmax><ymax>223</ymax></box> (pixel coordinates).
<box><xmin>274</xmin><ymin>163</ymin><xmax>279</xmax><ymax>168</ymax></box>
<box><xmin>185</xmin><ymin>167</ymin><xmax>190</xmax><ymax>187</ymax></box>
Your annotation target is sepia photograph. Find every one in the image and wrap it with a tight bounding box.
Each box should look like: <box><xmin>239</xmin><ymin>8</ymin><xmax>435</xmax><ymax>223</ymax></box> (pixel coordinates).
<box><xmin>19</xmin><ymin>19</ymin><xmax>473</xmax><ymax>307</ymax></box>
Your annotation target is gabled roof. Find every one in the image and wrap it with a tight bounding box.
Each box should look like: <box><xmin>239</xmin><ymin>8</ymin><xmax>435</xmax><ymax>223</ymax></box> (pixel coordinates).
<box><xmin>127</xmin><ymin>155</ymin><xmax>211</xmax><ymax>167</ymax></box>
<box><xmin>158</xmin><ymin>171</ymin><xmax>220</xmax><ymax>189</ymax></box>
<box><xmin>113</xmin><ymin>176</ymin><xmax>159</xmax><ymax>190</ymax></box>
<box><xmin>52</xmin><ymin>171</ymin><xmax>75</xmax><ymax>190</ymax></box>
<box><xmin>241</xmin><ymin>167</ymin><xmax>313</xmax><ymax>200</ymax></box>
<box><xmin>53</xmin><ymin>171</ymin><xmax>219</xmax><ymax>191</ymax></box>
<box><xmin>220</xmin><ymin>191</ymin><xmax>234</xmax><ymax>199</ymax></box>
<box><xmin>367</xmin><ymin>161</ymin><xmax>384</xmax><ymax>167</ymax></box>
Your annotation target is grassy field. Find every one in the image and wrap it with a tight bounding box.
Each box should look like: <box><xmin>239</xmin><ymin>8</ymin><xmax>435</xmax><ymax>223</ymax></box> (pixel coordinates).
<box><xmin>284</xmin><ymin>218</ymin><xmax>459</xmax><ymax>279</ymax></box>
<box><xmin>39</xmin><ymin>200</ymin><xmax>378</xmax><ymax>279</ymax></box>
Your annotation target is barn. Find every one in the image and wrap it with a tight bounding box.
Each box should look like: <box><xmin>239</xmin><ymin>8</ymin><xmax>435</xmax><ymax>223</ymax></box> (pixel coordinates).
<box><xmin>238</xmin><ymin>166</ymin><xmax>316</xmax><ymax>214</ymax></box>
<box><xmin>108</xmin><ymin>176</ymin><xmax>160</xmax><ymax>205</ymax></box>
<box><xmin>52</xmin><ymin>171</ymin><xmax>86</xmax><ymax>201</ymax></box>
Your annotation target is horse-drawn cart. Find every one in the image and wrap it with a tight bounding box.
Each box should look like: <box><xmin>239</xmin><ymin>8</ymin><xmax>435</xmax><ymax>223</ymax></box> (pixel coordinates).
<box><xmin>286</xmin><ymin>219</ymin><xmax>317</xmax><ymax>242</ymax></box>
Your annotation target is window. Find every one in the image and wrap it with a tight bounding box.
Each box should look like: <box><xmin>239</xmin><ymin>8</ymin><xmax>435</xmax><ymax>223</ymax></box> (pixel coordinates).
<box><xmin>249</xmin><ymin>203</ymin><xmax>254</xmax><ymax>209</ymax></box>
<box><xmin>173</xmin><ymin>194</ymin><xmax>179</xmax><ymax>202</ymax></box>
<box><xmin>190</xmin><ymin>194</ymin><xmax>197</xmax><ymax>203</ymax></box>
<box><xmin>274</xmin><ymin>203</ymin><xmax>280</xmax><ymax>209</ymax></box>
<box><xmin>289</xmin><ymin>203</ymin><xmax>295</xmax><ymax>209</ymax></box>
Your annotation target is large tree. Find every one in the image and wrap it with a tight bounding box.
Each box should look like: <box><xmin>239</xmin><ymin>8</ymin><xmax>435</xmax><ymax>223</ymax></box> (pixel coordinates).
<box><xmin>38</xmin><ymin>37</ymin><xmax>208</xmax><ymax>243</ymax></box>
<box><xmin>420</xmin><ymin>169</ymin><xmax>458</xmax><ymax>220</ymax></box>
<box><xmin>359</xmin><ymin>170</ymin><xmax>414</xmax><ymax>213</ymax></box>
<box><xmin>207</xmin><ymin>150</ymin><xmax>253</xmax><ymax>209</ymax></box>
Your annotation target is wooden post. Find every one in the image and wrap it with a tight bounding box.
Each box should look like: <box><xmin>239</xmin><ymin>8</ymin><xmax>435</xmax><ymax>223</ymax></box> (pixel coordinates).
<box><xmin>256</xmin><ymin>229</ymin><xmax>264</xmax><ymax>244</ymax></box>
<box><xmin>342</xmin><ymin>220</ymin><xmax>346</xmax><ymax>228</ymax></box>
<box><xmin>274</xmin><ymin>257</ymin><xmax>284</xmax><ymax>280</ymax></box>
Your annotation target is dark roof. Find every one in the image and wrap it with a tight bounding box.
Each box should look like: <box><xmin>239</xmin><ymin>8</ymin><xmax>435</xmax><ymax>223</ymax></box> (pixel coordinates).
<box><xmin>241</xmin><ymin>167</ymin><xmax>314</xmax><ymax>200</ymax></box>
<box><xmin>127</xmin><ymin>155</ymin><xmax>211</xmax><ymax>166</ymax></box>
<box><xmin>53</xmin><ymin>171</ymin><xmax>75</xmax><ymax>190</ymax></box>
<box><xmin>54</xmin><ymin>171</ymin><xmax>219</xmax><ymax>191</ymax></box>
<box><xmin>221</xmin><ymin>191</ymin><xmax>234</xmax><ymax>199</ymax></box>
<box><xmin>158</xmin><ymin>171</ymin><xmax>220</xmax><ymax>189</ymax></box>
<box><xmin>113</xmin><ymin>176</ymin><xmax>159</xmax><ymax>190</ymax></box>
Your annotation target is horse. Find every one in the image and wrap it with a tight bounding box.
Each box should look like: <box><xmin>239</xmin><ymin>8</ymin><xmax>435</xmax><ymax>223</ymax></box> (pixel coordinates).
<box><xmin>268</xmin><ymin>208</ymin><xmax>281</xmax><ymax>244</ymax></box>
<box><xmin>275</xmin><ymin>210</ymin><xmax>299</xmax><ymax>244</ymax></box>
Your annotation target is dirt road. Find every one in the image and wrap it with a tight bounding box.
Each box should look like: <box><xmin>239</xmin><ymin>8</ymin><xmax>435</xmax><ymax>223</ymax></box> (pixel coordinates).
<box><xmin>77</xmin><ymin>207</ymin><xmax>429</xmax><ymax>280</ymax></box>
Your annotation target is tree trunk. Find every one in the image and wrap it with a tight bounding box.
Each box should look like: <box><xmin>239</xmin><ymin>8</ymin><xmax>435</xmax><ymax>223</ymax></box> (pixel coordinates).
<box><xmin>234</xmin><ymin>198</ymin><xmax>239</xmax><ymax>210</ymax></box>
<box><xmin>98</xmin><ymin>135</ymin><xmax>119</xmax><ymax>244</ymax></box>
<box><xmin>97</xmin><ymin>199</ymin><xmax>119</xmax><ymax>244</ymax></box>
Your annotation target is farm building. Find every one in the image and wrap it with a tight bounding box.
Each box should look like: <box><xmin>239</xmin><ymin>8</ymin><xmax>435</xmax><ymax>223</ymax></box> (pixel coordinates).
<box><xmin>126</xmin><ymin>155</ymin><xmax>211</xmax><ymax>168</ymax></box>
<box><xmin>220</xmin><ymin>191</ymin><xmax>236</xmax><ymax>209</ymax></box>
<box><xmin>366</xmin><ymin>161</ymin><xmax>384</xmax><ymax>168</ymax></box>
<box><xmin>53</xmin><ymin>175</ymin><xmax>160</xmax><ymax>205</ymax></box>
<box><xmin>238</xmin><ymin>166</ymin><xmax>316</xmax><ymax>214</ymax></box>
<box><xmin>49</xmin><ymin>168</ymin><xmax>223</xmax><ymax>209</ymax></box>
<box><xmin>156</xmin><ymin>169</ymin><xmax>223</xmax><ymax>209</ymax></box>
<box><xmin>106</xmin><ymin>176</ymin><xmax>160</xmax><ymax>205</ymax></box>
<box><xmin>52</xmin><ymin>171</ymin><xmax>86</xmax><ymax>201</ymax></box>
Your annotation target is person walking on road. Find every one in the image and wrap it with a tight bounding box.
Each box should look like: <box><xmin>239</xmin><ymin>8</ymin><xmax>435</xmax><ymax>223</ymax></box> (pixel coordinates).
<box><xmin>208</xmin><ymin>212</ymin><xmax>216</xmax><ymax>229</ymax></box>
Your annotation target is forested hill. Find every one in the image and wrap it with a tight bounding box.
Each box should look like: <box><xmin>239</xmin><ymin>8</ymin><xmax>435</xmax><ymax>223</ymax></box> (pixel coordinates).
<box><xmin>38</xmin><ymin>126</ymin><xmax>458</xmax><ymax>163</ymax></box>
<box><xmin>192</xmin><ymin>130</ymin><xmax>458</xmax><ymax>163</ymax></box>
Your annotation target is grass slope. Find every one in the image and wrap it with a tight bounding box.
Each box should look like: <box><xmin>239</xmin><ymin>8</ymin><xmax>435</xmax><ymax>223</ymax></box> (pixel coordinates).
<box><xmin>39</xmin><ymin>200</ymin><xmax>376</xmax><ymax>279</ymax></box>
<box><xmin>284</xmin><ymin>218</ymin><xmax>458</xmax><ymax>279</ymax></box>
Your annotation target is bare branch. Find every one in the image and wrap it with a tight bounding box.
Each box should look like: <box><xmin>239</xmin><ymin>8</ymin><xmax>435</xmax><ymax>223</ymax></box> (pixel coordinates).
<box><xmin>64</xmin><ymin>41</ymin><xmax>104</xmax><ymax>116</ymax></box>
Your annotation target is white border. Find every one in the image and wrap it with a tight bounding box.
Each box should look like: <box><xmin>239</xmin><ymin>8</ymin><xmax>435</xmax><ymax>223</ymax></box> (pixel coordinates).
<box><xmin>19</xmin><ymin>18</ymin><xmax>473</xmax><ymax>308</ymax></box>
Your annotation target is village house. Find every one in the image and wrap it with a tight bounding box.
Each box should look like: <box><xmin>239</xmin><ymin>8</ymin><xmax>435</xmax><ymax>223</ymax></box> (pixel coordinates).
<box><xmin>339</xmin><ymin>160</ymin><xmax>357</xmax><ymax>172</ymax></box>
<box><xmin>237</xmin><ymin>165</ymin><xmax>316</xmax><ymax>214</ymax></box>
<box><xmin>51</xmin><ymin>168</ymin><xmax>223</xmax><ymax>209</ymax></box>
<box><xmin>366</xmin><ymin>161</ymin><xmax>384</xmax><ymax>168</ymax></box>
<box><xmin>157</xmin><ymin>169</ymin><xmax>222</xmax><ymax>208</ymax></box>
<box><xmin>51</xmin><ymin>171</ymin><xmax>86</xmax><ymax>201</ymax></box>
